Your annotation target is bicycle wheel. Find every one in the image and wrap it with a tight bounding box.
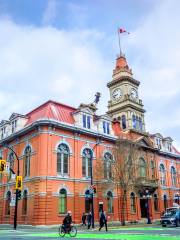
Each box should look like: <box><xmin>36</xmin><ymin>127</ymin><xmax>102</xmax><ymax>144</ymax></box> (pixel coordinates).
<box><xmin>69</xmin><ymin>226</ymin><xmax>77</xmax><ymax>237</ymax></box>
<box><xmin>59</xmin><ymin>225</ymin><xmax>66</xmax><ymax>237</ymax></box>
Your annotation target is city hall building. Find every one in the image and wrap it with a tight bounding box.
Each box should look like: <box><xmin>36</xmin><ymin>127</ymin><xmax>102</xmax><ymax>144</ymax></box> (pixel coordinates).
<box><xmin>0</xmin><ymin>54</ymin><xmax>179</xmax><ymax>225</ymax></box>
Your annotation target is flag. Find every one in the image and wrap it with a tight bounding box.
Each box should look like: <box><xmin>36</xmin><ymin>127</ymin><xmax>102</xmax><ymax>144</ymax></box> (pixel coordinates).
<box><xmin>119</xmin><ymin>28</ymin><xmax>130</xmax><ymax>34</ymax></box>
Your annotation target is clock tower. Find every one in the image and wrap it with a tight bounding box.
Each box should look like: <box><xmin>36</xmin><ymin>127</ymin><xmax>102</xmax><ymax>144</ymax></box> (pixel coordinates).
<box><xmin>107</xmin><ymin>54</ymin><xmax>146</xmax><ymax>132</ymax></box>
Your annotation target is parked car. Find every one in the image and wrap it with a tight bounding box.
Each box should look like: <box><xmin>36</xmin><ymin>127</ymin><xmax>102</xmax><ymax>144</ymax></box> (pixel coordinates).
<box><xmin>161</xmin><ymin>207</ymin><xmax>180</xmax><ymax>227</ymax></box>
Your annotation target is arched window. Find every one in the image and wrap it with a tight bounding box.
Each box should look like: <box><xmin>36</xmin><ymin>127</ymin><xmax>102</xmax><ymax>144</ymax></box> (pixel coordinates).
<box><xmin>139</xmin><ymin>117</ymin><xmax>142</xmax><ymax>131</ymax></box>
<box><xmin>24</xmin><ymin>146</ymin><xmax>31</xmax><ymax>177</ymax></box>
<box><xmin>159</xmin><ymin>164</ymin><xmax>166</xmax><ymax>186</ymax></box>
<box><xmin>150</xmin><ymin>160</ymin><xmax>155</xmax><ymax>178</ymax></box>
<box><xmin>59</xmin><ymin>189</ymin><xmax>67</xmax><ymax>214</ymax></box>
<box><xmin>104</xmin><ymin>152</ymin><xmax>113</xmax><ymax>180</ymax></box>
<box><xmin>163</xmin><ymin>195</ymin><xmax>168</xmax><ymax>210</ymax></box>
<box><xmin>132</xmin><ymin>115</ymin><xmax>136</xmax><ymax>129</ymax></box>
<box><xmin>82</xmin><ymin>148</ymin><xmax>93</xmax><ymax>178</ymax></box>
<box><xmin>8</xmin><ymin>152</ymin><xmax>14</xmax><ymax>180</ymax></box>
<box><xmin>22</xmin><ymin>190</ymin><xmax>28</xmax><ymax>215</ymax></box>
<box><xmin>57</xmin><ymin>144</ymin><xmax>70</xmax><ymax>175</ymax></box>
<box><xmin>130</xmin><ymin>192</ymin><xmax>136</xmax><ymax>213</ymax></box>
<box><xmin>85</xmin><ymin>190</ymin><xmax>91</xmax><ymax>213</ymax></box>
<box><xmin>107</xmin><ymin>191</ymin><xmax>113</xmax><ymax>213</ymax></box>
<box><xmin>171</xmin><ymin>166</ymin><xmax>176</xmax><ymax>187</ymax></box>
<box><xmin>5</xmin><ymin>191</ymin><xmax>11</xmax><ymax>215</ymax></box>
<box><xmin>153</xmin><ymin>194</ymin><xmax>158</xmax><ymax>212</ymax></box>
<box><xmin>139</xmin><ymin>158</ymin><xmax>146</xmax><ymax>177</ymax></box>
<box><xmin>122</xmin><ymin>115</ymin><xmax>126</xmax><ymax>129</ymax></box>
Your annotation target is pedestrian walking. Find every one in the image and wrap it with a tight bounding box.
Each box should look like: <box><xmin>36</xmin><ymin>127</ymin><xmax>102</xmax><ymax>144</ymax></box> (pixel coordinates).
<box><xmin>99</xmin><ymin>211</ymin><xmax>108</xmax><ymax>231</ymax></box>
<box><xmin>81</xmin><ymin>212</ymin><xmax>86</xmax><ymax>226</ymax></box>
<box><xmin>87</xmin><ymin>211</ymin><xmax>92</xmax><ymax>229</ymax></box>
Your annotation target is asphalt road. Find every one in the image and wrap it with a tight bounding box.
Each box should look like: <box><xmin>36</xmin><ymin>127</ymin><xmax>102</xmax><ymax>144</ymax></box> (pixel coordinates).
<box><xmin>0</xmin><ymin>225</ymin><xmax>180</xmax><ymax>240</ymax></box>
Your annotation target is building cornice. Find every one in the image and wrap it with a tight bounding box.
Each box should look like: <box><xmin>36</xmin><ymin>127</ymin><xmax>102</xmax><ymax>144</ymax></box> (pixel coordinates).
<box><xmin>0</xmin><ymin>119</ymin><xmax>117</xmax><ymax>146</ymax></box>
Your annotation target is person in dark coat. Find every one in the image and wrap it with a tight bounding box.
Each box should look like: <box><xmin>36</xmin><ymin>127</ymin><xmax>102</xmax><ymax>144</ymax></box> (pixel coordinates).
<box><xmin>87</xmin><ymin>211</ymin><xmax>92</xmax><ymax>229</ymax></box>
<box><xmin>63</xmin><ymin>211</ymin><xmax>72</xmax><ymax>233</ymax></box>
<box><xmin>82</xmin><ymin>212</ymin><xmax>86</xmax><ymax>226</ymax></box>
<box><xmin>99</xmin><ymin>211</ymin><xmax>108</xmax><ymax>231</ymax></box>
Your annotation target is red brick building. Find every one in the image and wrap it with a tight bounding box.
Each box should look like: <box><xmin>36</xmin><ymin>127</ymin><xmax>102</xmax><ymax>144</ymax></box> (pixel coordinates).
<box><xmin>0</xmin><ymin>54</ymin><xmax>179</xmax><ymax>225</ymax></box>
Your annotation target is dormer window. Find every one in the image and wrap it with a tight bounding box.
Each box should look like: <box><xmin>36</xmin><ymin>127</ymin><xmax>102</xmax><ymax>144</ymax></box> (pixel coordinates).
<box><xmin>12</xmin><ymin>120</ymin><xmax>17</xmax><ymax>133</ymax></box>
<box><xmin>1</xmin><ymin>127</ymin><xmax>6</xmax><ymax>139</ymax></box>
<box><xmin>103</xmin><ymin>121</ymin><xmax>110</xmax><ymax>134</ymax></box>
<box><xmin>156</xmin><ymin>138</ymin><xmax>162</xmax><ymax>149</ymax></box>
<box><xmin>83</xmin><ymin>115</ymin><xmax>91</xmax><ymax>129</ymax></box>
<box><xmin>167</xmin><ymin>142</ymin><xmax>172</xmax><ymax>152</ymax></box>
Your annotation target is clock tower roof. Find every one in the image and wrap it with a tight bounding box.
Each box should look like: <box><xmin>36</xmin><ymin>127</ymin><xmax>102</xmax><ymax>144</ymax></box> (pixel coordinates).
<box><xmin>113</xmin><ymin>54</ymin><xmax>133</xmax><ymax>76</ymax></box>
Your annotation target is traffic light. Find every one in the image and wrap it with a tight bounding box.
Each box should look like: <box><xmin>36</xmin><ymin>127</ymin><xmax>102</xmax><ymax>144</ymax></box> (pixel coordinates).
<box><xmin>17</xmin><ymin>190</ymin><xmax>21</xmax><ymax>200</ymax></box>
<box><xmin>16</xmin><ymin>176</ymin><xmax>22</xmax><ymax>190</ymax></box>
<box><xmin>0</xmin><ymin>160</ymin><xmax>6</xmax><ymax>172</ymax></box>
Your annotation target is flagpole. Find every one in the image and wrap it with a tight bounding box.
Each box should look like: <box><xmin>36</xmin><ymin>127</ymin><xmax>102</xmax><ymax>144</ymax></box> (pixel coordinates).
<box><xmin>118</xmin><ymin>28</ymin><xmax>122</xmax><ymax>56</ymax></box>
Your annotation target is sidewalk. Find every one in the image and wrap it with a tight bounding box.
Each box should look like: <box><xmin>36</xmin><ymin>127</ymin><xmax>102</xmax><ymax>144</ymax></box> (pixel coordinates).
<box><xmin>0</xmin><ymin>221</ymin><xmax>160</xmax><ymax>231</ymax></box>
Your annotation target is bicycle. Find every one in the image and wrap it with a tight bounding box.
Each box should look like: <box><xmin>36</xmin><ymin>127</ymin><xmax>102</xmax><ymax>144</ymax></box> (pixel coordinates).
<box><xmin>58</xmin><ymin>224</ymin><xmax>77</xmax><ymax>237</ymax></box>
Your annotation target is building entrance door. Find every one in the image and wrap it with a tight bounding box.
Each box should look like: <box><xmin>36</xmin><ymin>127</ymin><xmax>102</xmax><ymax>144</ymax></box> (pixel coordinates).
<box><xmin>140</xmin><ymin>199</ymin><xmax>147</xmax><ymax>218</ymax></box>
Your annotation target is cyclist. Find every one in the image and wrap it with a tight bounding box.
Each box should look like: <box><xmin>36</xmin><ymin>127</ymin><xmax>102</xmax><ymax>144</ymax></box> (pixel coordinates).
<box><xmin>63</xmin><ymin>211</ymin><xmax>72</xmax><ymax>233</ymax></box>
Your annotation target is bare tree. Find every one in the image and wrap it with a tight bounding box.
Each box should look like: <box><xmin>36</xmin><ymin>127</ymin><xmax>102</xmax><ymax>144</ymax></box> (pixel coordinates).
<box><xmin>111</xmin><ymin>138</ymin><xmax>142</xmax><ymax>225</ymax></box>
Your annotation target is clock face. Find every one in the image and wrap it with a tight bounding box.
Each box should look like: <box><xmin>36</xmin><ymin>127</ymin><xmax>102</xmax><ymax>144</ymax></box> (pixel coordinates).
<box><xmin>130</xmin><ymin>88</ymin><xmax>137</xmax><ymax>99</ymax></box>
<box><xmin>112</xmin><ymin>88</ymin><xmax>122</xmax><ymax>100</ymax></box>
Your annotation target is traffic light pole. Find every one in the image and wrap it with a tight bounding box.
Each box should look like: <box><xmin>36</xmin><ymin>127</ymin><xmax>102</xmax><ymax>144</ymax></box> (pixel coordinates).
<box><xmin>2</xmin><ymin>144</ymin><xmax>20</xmax><ymax>230</ymax></box>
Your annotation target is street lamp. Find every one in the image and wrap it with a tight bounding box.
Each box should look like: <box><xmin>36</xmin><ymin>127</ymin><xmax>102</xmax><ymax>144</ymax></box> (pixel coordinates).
<box><xmin>2</xmin><ymin>144</ymin><xmax>20</xmax><ymax>230</ymax></box>
<box><xmin>90</xmin><ymin>139</ymin><xmax>101</xmax><ymax>228</ymax></box>
<box><xmin>145</xmin><ymin>190</ymin><xmax>152</xmax><ymax>224</ymax></box>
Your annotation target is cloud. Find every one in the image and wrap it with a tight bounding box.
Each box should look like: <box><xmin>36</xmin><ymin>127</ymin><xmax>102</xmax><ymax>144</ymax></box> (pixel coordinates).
<box><xmin>125</xmin><ymin>0</ymin><xmax>180</xmax><ymax>146</ymax></box>
<box><xmin>0</xmin><ymin>17</ymin><xmax>110</xmax><ymax>120</ymax></box>
<box><xmin>42</xmin><ymin>0</ymin><xmax>58</xmax><ymax>25</ymax></box>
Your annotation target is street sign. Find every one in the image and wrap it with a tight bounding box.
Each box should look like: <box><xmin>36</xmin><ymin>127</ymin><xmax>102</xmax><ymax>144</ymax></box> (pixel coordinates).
<box><xmin>10</xmin><ymin>194</ymin><xmax>16</xmax><ymax>207</ymax></box>
<box><xmin>4</xmin><ymin>162</ymin><xmax>10</xmax><ymax>176</ymax></box>
<box><xmin>11</xmin><ymin>174</ymin><xmax>16</xmax><ymax>180</ymax></box>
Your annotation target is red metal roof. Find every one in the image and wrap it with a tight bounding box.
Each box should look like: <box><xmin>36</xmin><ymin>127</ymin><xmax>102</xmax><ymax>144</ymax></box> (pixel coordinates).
<box><xmin>25</xmin><ymin>100</ymin><xmax>76</xmax><ymax>126</ymax></box>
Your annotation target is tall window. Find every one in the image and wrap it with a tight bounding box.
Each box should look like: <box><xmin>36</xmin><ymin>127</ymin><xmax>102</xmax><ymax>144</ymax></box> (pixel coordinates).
<box><xmin>171</xmin><ymin>166</ymin><xmax>176</xmax><ymax>187</ymax></box>
<box><xmin>150</xmin><ymin>160</ymin><xmax>155</xmax><ymax>178</ymax></box>
<box><xmin>122</xmin><ymin>115</ymin><xmax>126</xmax><ymax>129</ymax></box>
<box><xmin>24</xmin><ymin>146</ymin><xmax>31</xmax><ymax>177</ymax></box>
<box><xmin>130</xmin><ymin>192</ymin><xmax>136</xmax><ymax>213</ymax></box>
<box><xmin>153</xmin><ymin>194</ymin><xmax>158</xmax><ymax>212</ymax></box>
<box><xmin>59</xmin><ymin>189</ymin><xmax>67</xmax><ymax>214</ymax></box>
<box><xmin>159</xmin><ymin>164</ymin><xmax>166</xmax><ymax>186</ymax></box>
<box><xmin>82</xmin><ymin>148</ymin><xmax>93</xmax><ymax>178</ymax></box>
<box><xmin>103</xmin><ymin>121</ymin><xmax>110</xmax><ymax>134</ymax></box>
<box><xmin>5</xmin><ymin>191</ymin><xmax>11</xmax><ymax>215</ymax></box>
<box><xmin>132</xmin><ymin>115</ymin><xmax>136</xmax><ymax>129</ymax></box>
<box><xmin>104</xmin><ymin>152</ymin><xmax>112</xmax><ymax>179</ymax></box>
<box><xmin>57</xmin><ymin>144</ymin><xmax>70</xmax><ymax>175</ymax></box>
<box><xmin>163</xmin><ymin>195</ymin><xmax>168</xmax><ymax>210</ymax></box>
<box><xmin>8</xmin><ymin>152</ymin><xmax>14</xmax><ymax>180</ymax></box>
<box><xmin>83</xmin><ymin>115</ymin><xmax>91</xmax><ymax>129</ymax></box>
<box><xmin>22</xmin><ymin>190</ymin><xmax>28</xmax><ymax>215</ymax></box>
<box><xmin>107</xmin><ymin>191</ymin><xmax>113</xmax><ymax>213</ymax></box>
<box><xmin>85</xmin><ymin>190</ymin><xmax>91</xmax><ymax>213</ymax></box>
<box><xmin>139</xmin><ymin>158</ymin><xmax>146</xmax><ymax>177</ymax></box>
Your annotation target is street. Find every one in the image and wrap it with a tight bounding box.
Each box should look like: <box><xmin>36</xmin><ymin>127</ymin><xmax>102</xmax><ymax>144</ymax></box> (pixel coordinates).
<box><xmin>0</xmin><ymin>225</ymin><xmax>180</xmax><ymax>240</ymax></box>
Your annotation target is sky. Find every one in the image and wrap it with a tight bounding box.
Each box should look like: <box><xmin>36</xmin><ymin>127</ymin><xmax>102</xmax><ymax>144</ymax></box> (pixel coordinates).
<box><xmin>0</xmin><ymin>0</ymin><xmax>180</xmax><ymax>150</ymax></box>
